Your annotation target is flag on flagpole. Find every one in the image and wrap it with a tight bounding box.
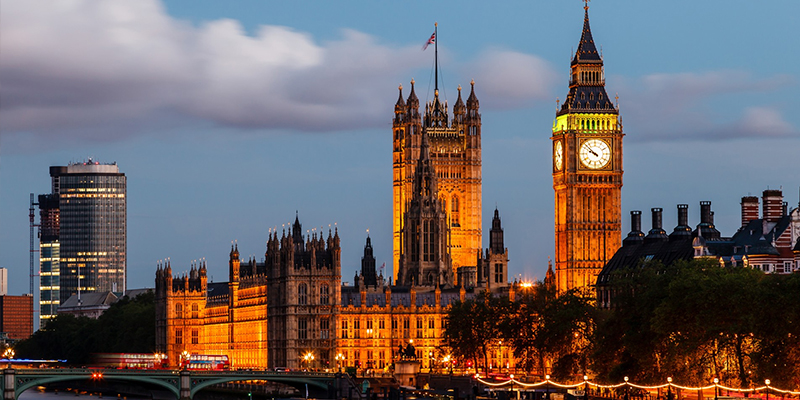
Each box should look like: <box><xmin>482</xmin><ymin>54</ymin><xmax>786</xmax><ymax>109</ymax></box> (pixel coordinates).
<box><xmin>423</xmin><ymin>31</ymin><xmax>436</xmax><ymax>50</ymax></box>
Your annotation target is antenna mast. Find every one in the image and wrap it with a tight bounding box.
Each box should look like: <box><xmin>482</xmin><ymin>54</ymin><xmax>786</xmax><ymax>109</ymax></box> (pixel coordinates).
<box><xmin>434</xmin><ymin>22</ymin><xmax>438</xmax><ymax>92</ymax></box>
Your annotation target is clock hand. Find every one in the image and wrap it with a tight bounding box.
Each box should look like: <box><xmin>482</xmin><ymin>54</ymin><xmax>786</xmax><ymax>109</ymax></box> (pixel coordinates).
<box><xmin>589</xmin><ymin>148</ymin><xmax>599</xmax><ymax>157</ymax></box>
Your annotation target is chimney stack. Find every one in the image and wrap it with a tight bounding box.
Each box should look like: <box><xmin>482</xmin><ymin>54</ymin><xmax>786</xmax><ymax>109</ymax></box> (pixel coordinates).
<box><xmin>762</xmin><ymin>190</ymin><xmax>783</xmax><ymax>223</ymax></box>
<box><xmin>741</xmin><ymin>196</ymin><xmax>759</xmax><ymax>227</ymax></box>
<box><xmin>645</xmin><ymin>208</ymin><xmax>668</xmax><ymax>243</ymax></box>
<box><xmin>670</xmin><ymin>204</ymin><xmax>692</xmax><ymax>240</ymax></box>
<box><xmin>700</xmin><ymin>201</ymin><xmax>712</xmax><ymax>224</ymax></box>
<box><xmin>623</xmin><ymin>210</ymin><xmax>644</xmax><ymax>246</ymax></box>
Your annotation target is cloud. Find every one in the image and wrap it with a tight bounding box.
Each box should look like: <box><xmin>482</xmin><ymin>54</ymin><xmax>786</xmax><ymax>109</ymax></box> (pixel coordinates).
<box><xmin>0</xmin><ymin>0</ymin><xmax>428</xmax><ymax>140</ymax></box>
<box><xmin>467</xmin><ymin>49</ymin><xmax>558</xmax><ymax>109</ymax></box>
<box><xmin>612</xmin><ymin>71</ymin><xmax>798</xmax><ymax>142</ymax></box>
<box><xmin>0</xmin><ymin>0</ymin><xmax>561</xmax><ymax>147</ymax></box>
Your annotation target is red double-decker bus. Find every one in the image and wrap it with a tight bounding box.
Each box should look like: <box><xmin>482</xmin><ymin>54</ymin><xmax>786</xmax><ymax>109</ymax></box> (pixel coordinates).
<box><xmin>182</xmin><ymin>354</ymin><xmax>230</xmax><ymax>371</ymax></box>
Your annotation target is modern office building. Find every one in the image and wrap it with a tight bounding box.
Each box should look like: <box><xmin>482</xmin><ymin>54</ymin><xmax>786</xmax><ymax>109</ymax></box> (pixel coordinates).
<box><xmin>39</xmin><ymin>160</ymin><xmax>127</xmax><ymax>323</ymax></box>
<box><xmin>38</xmin><ymin>193</ymin><xmax>60</xmax><ymax>326</ymax></box>
<box><xmin>0</xmin><ymin>294</ymin><xmax>34</xmax><ymax>341</ymax></box>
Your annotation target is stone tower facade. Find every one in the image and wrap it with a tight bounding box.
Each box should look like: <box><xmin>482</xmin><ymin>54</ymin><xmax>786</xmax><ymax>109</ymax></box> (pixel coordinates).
<box><xmin>393</xmin><ymin>81</ymin><xmax>482</xmax><ymax>281</ymax></box>
<box><xmin>397</xmin><ymin>129</ymin><xmax>453</xmax><ymax>287</ymax></box>
<box><xmin>478</xmin><ymin>208</ymin><xmax>509</xmax><ymax>291</ymax></box>
<box><xmin>552</xmin><ymin>5</ymin><xmax>623</xmax><ymax>292</ymax></box>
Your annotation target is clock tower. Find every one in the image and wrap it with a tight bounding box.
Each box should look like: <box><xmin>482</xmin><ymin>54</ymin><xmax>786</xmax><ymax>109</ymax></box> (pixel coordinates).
<box><xmin>552</xmin><ymin>3</ymin><xmax>623</xmax><ymax>293</ymax></box>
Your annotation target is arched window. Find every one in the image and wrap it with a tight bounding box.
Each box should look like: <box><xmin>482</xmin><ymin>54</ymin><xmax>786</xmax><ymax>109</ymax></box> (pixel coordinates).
<box><xmin>176</xmin><ymin>303</ymin><xmax>183</xmax><ymax>318</ymax></box>
<box><xmin>299</xmin><ymin>283</ymin><xmax>308</xmax><ymax>305</ymax></box>
<box><xmin>191</xmin><ymin>303</ymin><xmax>199</xmax><ymax>319</ymax></box>
<box><xmin>320</xmin><ymin>284</ymin><xmax>329</xmax><ymax>305</ymax></box>
<box><xmin>451</xmin><ymin>196</ymin><xmax>460</xmax><ymax>226</ymax></box>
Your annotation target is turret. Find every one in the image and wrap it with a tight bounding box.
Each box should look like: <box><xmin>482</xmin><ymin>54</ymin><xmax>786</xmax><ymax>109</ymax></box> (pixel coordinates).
<box><xmin>229</xmin><ymin>243</ymin><xmax>240</xmax><ymax>282</ymax></box>
<box><xmin>361</xmin><ymin>234</ymin><xmax>377</xmax><ymax>287</ymax></box>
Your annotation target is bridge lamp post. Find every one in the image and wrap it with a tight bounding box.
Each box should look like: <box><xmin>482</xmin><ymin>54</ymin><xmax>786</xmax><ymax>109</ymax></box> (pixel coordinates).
<box><xmin>3</xmin><ymin>347</ymin><xmax>14</xmax><ymax>368</ymax></box>
<box><xmin>303</xmin><ymin>352</ymin><xmax>315</xmax><ymax>371</ymax></box>
<box><xmin>624</xmin><ymin>376</ymin><xmax>629</xmax><ymax>400</ymax></box>
<box><xmin>667</xmin><ymin>377</ymin><xmax>673</xmax><ymax>400</ymax></box>
<box><xmin>714</xmin><ymin>378</ymin><xmax>719</xmax><ymax>400</ymax></box>
<box><xmin>181</xmin><ymin>351</ymin><xmax>191</xmax><ymax>370</ymax></box>
<box><xmin>335</xmin><ymin>353</ymin><xmax>345</xmax><ymax>372</ymax></box>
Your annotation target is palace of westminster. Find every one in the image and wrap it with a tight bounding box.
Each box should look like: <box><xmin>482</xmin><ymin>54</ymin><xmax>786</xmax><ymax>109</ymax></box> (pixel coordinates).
<box><xmin>155</xmin><ymin>6</ymin><xmax>800</xmax><ymax>371</ymax></box>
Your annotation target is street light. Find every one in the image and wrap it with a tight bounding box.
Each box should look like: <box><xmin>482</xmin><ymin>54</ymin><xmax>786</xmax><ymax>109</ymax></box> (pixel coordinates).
<box><xmin>335</xmin><ymin>353</ymin><xmax>345</xmax><ymax>372</ymax></box>
<box><xmin>303</xmin><ymin>351</ymin><xmax>315</xmax><ymax>371</ymax></box>
<box><xmin>584</xmin><ymin>375</ymin><xmax>589</xmax><ymax>400</ymax></box>
<box><xmin>624</xmin><ymin>376</ymin><xmax>629</xmax><ymax>400</ymax></box>
<box><xmin>545</xmin><ymin>375</ymin><xmax>550</xmax><ymax>400</ymax></box>
<box><xmin>3</xmin><ymin>348</ymin><xmax>14</xmax><ymax>368</ymax></box>
<box><xmin>667</xmin><ymin>377</ymin><xmax>673</xmax><ymax>400</ymax></box>
<box><xmin>180</xmin><ymin>351</ymin><xmax>191</xmax><ymax>370</ymax></box>
<box><xmin>765</xmin><ymin>379</ymin><xmax>771</xmax><ymax>400</ymax></box>
<box><xmin>714</xmin><ymin>378</ymin><xmax>719</xmax><ymax>400</ymax></box>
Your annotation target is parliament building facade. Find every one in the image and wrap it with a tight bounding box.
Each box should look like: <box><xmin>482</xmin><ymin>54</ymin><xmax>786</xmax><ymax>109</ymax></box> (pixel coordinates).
<box><xmin>156</xmin><ymin>6</ymin><xmax>606</xmax><ymax>371</ymax></box>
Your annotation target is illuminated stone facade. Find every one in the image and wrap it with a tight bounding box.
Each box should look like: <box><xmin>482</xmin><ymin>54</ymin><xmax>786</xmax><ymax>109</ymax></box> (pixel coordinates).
<box><xmin>552</xmin><ymin>6</ymin><xmax>623</xmax><ymax>292</ymax></box>
<box><xmin>155</xmin><ymin>216</ymin><xmax>341</xmax><ymax>370</ymax></box>
<box><xmin>155</xmin><ymin>219</ymin><xmax>515</xmax><ymax>371</ymax></box>
<box><xmin>393</xmin><ymin>81</ymin><xmax>482</xmax><ymax>281</ymax></box>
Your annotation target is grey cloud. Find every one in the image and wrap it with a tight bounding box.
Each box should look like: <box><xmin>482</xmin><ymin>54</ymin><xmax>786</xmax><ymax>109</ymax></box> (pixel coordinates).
<box><xmin>612</xmin><ymin>71</ymin><xmax>798</xmax><ymax>142</ymax></box>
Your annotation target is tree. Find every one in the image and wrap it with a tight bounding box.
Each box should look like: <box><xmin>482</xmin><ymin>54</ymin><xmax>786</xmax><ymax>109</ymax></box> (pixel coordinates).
<box><xmin>14</xmin><ymin>292</ymin><xmax>155</xmax><ymax>365</ymax></box>
<box><xmin>508</xmin><ymin>282</ymin><xmax>596</xmax><ymax>379</ymax></box>
<box><xmin>443</xmin><ymin>290</ymin><xmax>511</xmax><ymax>374</ymax></box>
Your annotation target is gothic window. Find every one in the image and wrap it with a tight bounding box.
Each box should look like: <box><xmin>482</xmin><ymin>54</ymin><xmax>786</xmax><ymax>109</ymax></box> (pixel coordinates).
<box><xmin>410</xmin><ymin>220</ymin><xmax>419</xmax><ymax>262</ymax></box>
<box><xmin>379</xmin><ymin>318</ymin><xmax>385</xmax><ymax>330</ymax></box>
<box><xmin>392</xmin><ymin>317</ymin><xmax>398</xmax><ymax>330</ymax></box>
<box><xmin>191</xmin><ymin>303</ymin><xmax>199</xmax><ymax>319</ymax></box>
<box><xmin>403</xmin><ymin>317</ymin><xmax>410</xmax><ymax>339</ymax></box>
<box><xmin>494</xmin><ymin>263</ymin><xmax>503</xmax><ymax>283</ymax></box>
<box><xmin>428</xmin><ymin>318</ymin><xmax>434</xmax><ymax>329</ymax></box>
<box><xmin>175</xmin><ymin>303</ymin><xmax>183</xmax><ymax>318</ymax></box>
<box><xmin>416</xmin><ymin>318</ymin><xmax>423</xmax><ymax>338</ymax></box>
<box><xmin>298</xmin><ymin>283</ymin><xmax>308</xmax><ymax>305</ymax></box>
<box><xmin>320</xmin><ymin>318</ymin><xmax>330</xmax><ymax>339</ymax></box>
<box><xmin>354</xmin><ymin>319</ymin><xmax>361</xmax><ymax>339</ymax></box>
<box><xmin>191</xmin><ymin>329</ymin><xmax>198</xmax><ymax>344</ymax></box>
<box><xmin>320</xmin><ymin>284</ymin><xmax>329</xmax><ymax>305</ymax></box>
<box><xmin>341</xmin><ymin>320</ymin><xmax>348</xmax><ymax>339</ymax></box>
<box><xmin>299</xmin><ymin>318</ymin><xmax>308</xmax><ymax>339</ymax></box>
<box><xmin>451</xmin><ymin>196</ymin><xmax>460</xmax><ymax>226</ymax></box>
<box><xmin>175</xmin><ymin>329</ymin><xmax>183</xmax><ymax>345</ymax></box>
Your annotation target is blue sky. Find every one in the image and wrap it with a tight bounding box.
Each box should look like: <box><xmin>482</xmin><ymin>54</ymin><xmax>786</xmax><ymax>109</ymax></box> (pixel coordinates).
<box><xmin>1</xmin><ymin>0</ymin><xmax>799</xmax><ymax>296</ymax></box>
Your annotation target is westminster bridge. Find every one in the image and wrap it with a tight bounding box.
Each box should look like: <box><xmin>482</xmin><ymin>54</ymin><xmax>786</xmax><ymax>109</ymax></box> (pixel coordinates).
<box><xmin>2</xmin><ymin>368</ymin><xmax>344</xmax><ymax>400</ymax></box>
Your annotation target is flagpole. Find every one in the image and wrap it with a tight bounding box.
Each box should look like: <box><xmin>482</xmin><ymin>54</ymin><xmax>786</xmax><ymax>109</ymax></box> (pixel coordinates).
<box><xmin>434</xmin><ymin>22</ymin><xmax>438</xmax><ymax>93</ymax></box>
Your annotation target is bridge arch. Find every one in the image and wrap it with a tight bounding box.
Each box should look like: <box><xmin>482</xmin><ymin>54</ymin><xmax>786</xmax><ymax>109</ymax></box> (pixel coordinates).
<box><xmin>189</xmin><ymin>375</ymin><xmax>329</xmax><ymax>398</ymax></box>
<box><xmin>13</xmin><ymin>373</ymin><xmax>180</xmax><ymax>400</ymax></box>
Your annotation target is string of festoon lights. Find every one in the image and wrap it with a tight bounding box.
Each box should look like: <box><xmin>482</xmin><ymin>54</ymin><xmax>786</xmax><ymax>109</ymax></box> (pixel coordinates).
<box><xmin>474</xmin><ymin>375</ymin><xmax>800</xmax><ymax>396</ymax></box>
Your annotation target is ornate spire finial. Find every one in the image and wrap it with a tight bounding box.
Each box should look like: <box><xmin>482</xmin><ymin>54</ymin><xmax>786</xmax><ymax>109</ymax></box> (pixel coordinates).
<box><xmin>411</xmin><ymin>78</ymin><xmax>415</xmax><ymax>86</ymax></box>
<box><xmin>584</xmin><ymin>0</ymin><xmax>590</xmax><ymax>12</ymax></box>
<box><xmin>399</xmin><ymin>84</ymin><xmax>403</xmax><ymax>91</ymax></box>
<box><xmin>470</xmin><ymin>79</ymin><xmax>475</xmax><ymax>87</ymax></box>
<box><xmin>457</xmin><ymin>85</ymin><xmax>461</xmax><ymax>92</ymax></box>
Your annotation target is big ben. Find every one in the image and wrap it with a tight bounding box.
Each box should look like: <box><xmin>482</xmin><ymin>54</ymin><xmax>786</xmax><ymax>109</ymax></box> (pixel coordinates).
<box><xmin>552</xmin><ymin>3</ymin><xmax>623</xmax><ymax>292</ymax></box>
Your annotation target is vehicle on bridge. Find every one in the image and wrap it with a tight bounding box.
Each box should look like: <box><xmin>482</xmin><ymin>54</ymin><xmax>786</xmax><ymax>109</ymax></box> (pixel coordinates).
<box><xmin>182</xmin><ymin>354</ymin><xmax>230</xmax><ymax>371</ymax></box>
<box><xmin>93</xmin><ymin>353</ymin><xmax>169</xmax><ymax>369</ymax></box>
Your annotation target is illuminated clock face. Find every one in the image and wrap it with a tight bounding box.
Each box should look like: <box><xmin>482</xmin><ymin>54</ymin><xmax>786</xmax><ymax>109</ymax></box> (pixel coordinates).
<box><xmin>554</xmin><ymin>141</ymin><xmax>563</xmax><ymax>171</ymax></box>
<box><xmin>579</xmin><ymin>139</ymin><xmax>611</xmax><ymax>169</ymax></box>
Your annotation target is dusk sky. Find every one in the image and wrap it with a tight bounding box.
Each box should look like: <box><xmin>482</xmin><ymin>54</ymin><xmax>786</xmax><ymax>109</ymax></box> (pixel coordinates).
<box><xmin>1</xmin><ymin>0</ymin><xmax>799</xmax><ymax>296</ymax></box>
